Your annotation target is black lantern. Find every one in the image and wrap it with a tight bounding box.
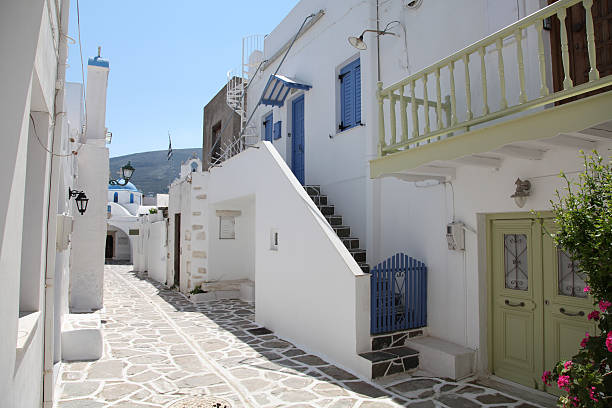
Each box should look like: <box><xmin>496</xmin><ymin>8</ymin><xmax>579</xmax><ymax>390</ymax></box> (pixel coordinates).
<box><xmin>109</xmin><ymin>161</ymin><xmax>135</xmax><ymax>186</ymax></box>
<box><xmin>69</xmin><ymin>188</ymin><xmax>89</xmax><ymax>215</ymax></box>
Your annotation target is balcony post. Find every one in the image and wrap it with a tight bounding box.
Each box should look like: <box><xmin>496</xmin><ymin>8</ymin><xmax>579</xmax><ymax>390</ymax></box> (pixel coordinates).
<box><xmin>584</xmin><ymin>0</ymin><xmax>600</xmax><ymax>81</ymax></box>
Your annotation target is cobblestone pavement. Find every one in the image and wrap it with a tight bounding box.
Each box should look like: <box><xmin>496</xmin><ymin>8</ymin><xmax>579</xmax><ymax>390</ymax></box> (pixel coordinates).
<box><xmin>56</xmin><ymin>265</ymin><xmax>550</xmax><ymax>407</ymax></box>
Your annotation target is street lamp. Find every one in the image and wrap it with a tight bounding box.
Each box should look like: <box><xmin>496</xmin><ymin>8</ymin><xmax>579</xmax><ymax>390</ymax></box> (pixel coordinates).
<box><xmin>68</xmin><ymin>187</ymin><xmax>89</xmax><ymax>215</ymax></box>
<box><xmin>109</xmin><ymin>161</ymin><xmax>135</xmax><ymax>186</ymax></box>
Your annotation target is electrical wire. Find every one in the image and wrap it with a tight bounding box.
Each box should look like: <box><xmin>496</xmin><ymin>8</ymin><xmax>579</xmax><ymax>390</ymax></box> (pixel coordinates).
<box><xmin>31</xmin><ymin>0</ymin><xmax>88</xmax><ymax>157</ymax></box>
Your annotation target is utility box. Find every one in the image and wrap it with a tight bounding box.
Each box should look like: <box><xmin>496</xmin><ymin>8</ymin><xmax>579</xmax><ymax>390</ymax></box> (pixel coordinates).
<box><xmin>446</xmin><ymin>222</ymin><xmax>465</xmax><ymax>251</ymax></box>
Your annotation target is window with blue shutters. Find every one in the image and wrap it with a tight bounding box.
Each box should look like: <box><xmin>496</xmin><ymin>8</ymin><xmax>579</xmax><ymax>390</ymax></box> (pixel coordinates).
<box><xmin>339</xmin><ymin>58</ymin><xmax>361</xmax><ymax>131</ymax></box>
<box><xmin>263</xmin><ymin>113</ymin><xmax>273</xmax><ymax>142</ymax></box>
<box><xmin>113</xmin><ymin>192</ymin><xmax>118</xmax><ymax>203</ymax></box>
<box><xmin>273</xmin><ymin>121</ymin><xmax>282</xmax><ymax>140</ymax></box>
<box><xmin>130</xmin><ymin>193</ymin><xmax>134</xmax><ymax>203</ymax></box>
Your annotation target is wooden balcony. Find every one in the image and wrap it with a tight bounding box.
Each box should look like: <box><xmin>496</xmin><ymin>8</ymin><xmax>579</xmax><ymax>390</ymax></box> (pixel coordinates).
<box><xmin>371</xmin><ymin>0</ymin><xmax>612</xmax><ymax>178</ymax></box>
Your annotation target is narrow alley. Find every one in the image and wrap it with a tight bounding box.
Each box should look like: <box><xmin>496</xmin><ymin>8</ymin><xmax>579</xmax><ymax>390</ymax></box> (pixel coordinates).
<box><xmin>56</xmin><ymin>265</ymin><xmax>547</xmax><ymax>408</ymax></box>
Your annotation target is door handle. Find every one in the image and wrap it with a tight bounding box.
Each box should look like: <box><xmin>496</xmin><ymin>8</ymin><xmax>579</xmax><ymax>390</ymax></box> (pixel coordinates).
<box><xmin>559</xmin><ymin>308</ymin><xmax>585</xmax><ymax>317</ymax></box>
<box><xmin>505</xmin><ymin>299</ymin><xmax>525</xmax><ymax>307</ymax></box>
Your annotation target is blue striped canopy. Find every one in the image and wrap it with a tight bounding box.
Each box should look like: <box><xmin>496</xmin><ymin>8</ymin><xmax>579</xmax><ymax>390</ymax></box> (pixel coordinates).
<box><xmin>260</xmin><ymin>74</ymin><xmax>312</xmax><ymax>107</ymax></box>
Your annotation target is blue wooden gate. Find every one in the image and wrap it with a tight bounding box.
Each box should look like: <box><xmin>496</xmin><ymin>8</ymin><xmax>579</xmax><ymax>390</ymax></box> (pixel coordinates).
<box><xmin>371</xmin><ymin>253</ymin><xmax>427</xmax><ymax>334</ymax></box>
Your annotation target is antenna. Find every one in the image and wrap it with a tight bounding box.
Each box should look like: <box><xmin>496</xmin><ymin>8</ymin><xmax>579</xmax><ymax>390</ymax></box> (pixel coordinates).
<box><xmin>97</xmin><ymin>46</ymin><xmax>101</xmax><ymax>57</ymax></box>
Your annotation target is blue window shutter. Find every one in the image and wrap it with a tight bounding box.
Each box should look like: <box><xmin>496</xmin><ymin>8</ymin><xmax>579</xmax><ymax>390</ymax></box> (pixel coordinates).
<box><xmin>113</xmin><ymin>192</ymin><xmax>118</xmax><ymax>203</ymax></box>
<box><xmin>273</xmin><ymin>121</ymin><xmax>282</xmax><ymax>140</ymax></box>
<box><xmin>354</xmin><ymin>62</ymin><xmax>361</xmax><ymax>125</ymax></box>
<box><xmin>264</xmin><ymin>113</ymin><xmax>273</xmax><ymax>141</ymax></box>
<box><xmin>130</xmin><ymin>193</ymin><xmax>134</xmax><ymax>203</ymax></box>
<box><xmin>340</xmin><ymin>58</ymin><xmax>360</xmax><ymax>130</ymax></box>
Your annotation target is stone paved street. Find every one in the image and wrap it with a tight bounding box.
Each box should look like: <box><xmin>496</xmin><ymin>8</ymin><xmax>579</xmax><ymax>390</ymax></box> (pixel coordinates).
<box><xmin>56</xmin><ymin>265</ymin><xmax>551</xmax><ymax>407</ymax></box>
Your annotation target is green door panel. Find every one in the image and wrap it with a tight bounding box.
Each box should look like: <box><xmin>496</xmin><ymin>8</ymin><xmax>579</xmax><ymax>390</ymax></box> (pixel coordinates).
<box><xmin>490</xmin><ymin>219</ymin><xmax>543</xmax><ymax>389</ymax></box>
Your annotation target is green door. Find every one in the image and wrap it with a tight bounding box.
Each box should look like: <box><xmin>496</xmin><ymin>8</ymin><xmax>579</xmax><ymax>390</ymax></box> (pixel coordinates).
<box><xmin>489</xmin><ymin>216</ymin><xmax>596</xmax><ymax>391</ymax></box>
<box><xmin>542</xmin><ymin>219</ymin><xmax>597</xmax><ymax>393</ymax></box>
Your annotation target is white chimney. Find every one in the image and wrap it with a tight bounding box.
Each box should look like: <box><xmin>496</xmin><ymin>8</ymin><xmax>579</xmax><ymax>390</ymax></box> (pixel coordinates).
<box><xmin>84</xmin><ymin>46</ymin><xmax>109</xmax><ymax>144</ymax></box>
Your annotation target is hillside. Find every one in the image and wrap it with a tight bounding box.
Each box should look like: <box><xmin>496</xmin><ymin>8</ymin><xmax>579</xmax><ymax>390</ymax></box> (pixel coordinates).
<box><xmin>109</xmin><ymin>148</ymin><xmax>202</xmax><ymax>194</ymax></box>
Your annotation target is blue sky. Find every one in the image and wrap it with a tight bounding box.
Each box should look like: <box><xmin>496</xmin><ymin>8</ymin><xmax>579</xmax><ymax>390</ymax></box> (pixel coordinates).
<box><xmin>66</xmin><ymin>1</ymin><xmax>299</xmax><ymax>158</ymax></box>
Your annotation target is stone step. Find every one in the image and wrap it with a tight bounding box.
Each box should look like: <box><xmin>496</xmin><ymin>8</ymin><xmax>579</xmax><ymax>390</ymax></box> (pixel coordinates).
<box><xmin>349</xmin><ymin>249</ymin><xmax>366</xmax><ymax>263</ymax></box>
<box><xmin>358</xmin><ymin>263</ymin><xmax>371</xmax><ymax>274</ymax></box>
<box><xmin>304</xmin><ymin>185</ymin><xmax>320</xmax><ymax>196</ymax></box>
<box><xmin>326</xmin><ymin>215</ymin><xmax>342</xmax><ymax>226</ymax></box>
<box><xmin>333</xmin><ymin>225</ymin><xmax>350</xmax><ymax>237</ymax></box>
<box><xmin>319</xmin><ymin>205</ymin><xmax>335</xmax><ymax>216</ymax></box>
<box><xmin>359</xmin><ymin>346</ymin><xmax>419</xmax><ymax>379</ymax></box>
<box><xmin>371</xmin><ymin>328</ymin><xmax>426</xmax><ymax>351</ymax></box>
<box><xmin>342</xmin><ymin>237</ymin><xmax>360</xmax><ymax>249</ymax></box>
<box><xmin>311</xmin><ymin>195</ymin><xmax>328</xmax><ymax>206</ymax></box>
<box><xmin>405</xmin><ymin>336</ymin><xmax>475</xmax><ymax>380</ymax></box>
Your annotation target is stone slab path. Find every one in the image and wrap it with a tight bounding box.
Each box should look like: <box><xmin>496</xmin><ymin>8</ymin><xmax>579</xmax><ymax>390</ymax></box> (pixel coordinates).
<box><xmin>56</xmin><ymin>265</ymin><xmax>551</xmax><ymax>407</ymax></box>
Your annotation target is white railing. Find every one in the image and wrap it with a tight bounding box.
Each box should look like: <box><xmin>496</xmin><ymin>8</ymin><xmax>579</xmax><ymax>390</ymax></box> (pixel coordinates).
<box><xmin>226</xmin><ymin>34</ymin><xmax>265</xmax><ymax>133</ymax></box>
<box><xmin>377</xmin><ymin>0</ymin><xmax>612</xmax><ymax>156</ymax></box>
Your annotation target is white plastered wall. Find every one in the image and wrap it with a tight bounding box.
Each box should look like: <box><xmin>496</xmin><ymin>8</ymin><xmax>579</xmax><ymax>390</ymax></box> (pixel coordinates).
<box><xmin>205</xmin><ymin>142</ymin><xmax>371</xmax><ymax>378</ymax></box>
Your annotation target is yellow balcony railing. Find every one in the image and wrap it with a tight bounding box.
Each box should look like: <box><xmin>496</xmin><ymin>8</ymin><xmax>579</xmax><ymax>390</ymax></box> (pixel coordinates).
<box><xmin>377</xmin><ymin>0</ymin><xmax>612</xmax><ymax>156</ymax></box>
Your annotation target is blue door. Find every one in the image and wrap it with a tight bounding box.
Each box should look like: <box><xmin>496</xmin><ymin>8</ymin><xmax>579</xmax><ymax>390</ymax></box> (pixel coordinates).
<box><xmin>291</xmin><ymin>95</ymin><xmax>305</xmax><ymax>184</ymax></box>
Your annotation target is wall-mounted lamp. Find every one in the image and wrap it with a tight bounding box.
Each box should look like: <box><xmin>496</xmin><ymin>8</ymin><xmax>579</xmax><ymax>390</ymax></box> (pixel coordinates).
<box><xmin>348</xmin><ymin>25</ymin><xmax>398</xmax><ymax>50</ymax></box>
<box><xmin>510</xmin><ymin>178</ymin><xmax>531</xmax><ymax>208</ymax></box>
<box><xmin>69</xmin><ymin>187</ymin><xmax>89</xmax><ymax>215</ymax></box>
<box><xmin>108</xmin><ymin>161</ymin><xmax>135</xmax><ymax>186</ymax></box>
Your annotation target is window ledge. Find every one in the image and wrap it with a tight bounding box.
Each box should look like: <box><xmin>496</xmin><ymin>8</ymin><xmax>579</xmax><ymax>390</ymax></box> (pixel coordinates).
<box><xmin>335</xmin><ymin>123</ymin><xmax>366</xmax><ymax>136</ymax></box>
<box><xmin>16</xmin><ymin>311</ymin><xmax>41</xmax><ymax>359</ymax></box>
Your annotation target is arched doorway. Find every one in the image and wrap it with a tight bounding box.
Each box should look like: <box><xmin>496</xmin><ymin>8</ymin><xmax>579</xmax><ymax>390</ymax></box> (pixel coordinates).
<box><xmin>105</xmin><ymin>234</ymin><xmax>114</xmax><ymax>258</ymax></box>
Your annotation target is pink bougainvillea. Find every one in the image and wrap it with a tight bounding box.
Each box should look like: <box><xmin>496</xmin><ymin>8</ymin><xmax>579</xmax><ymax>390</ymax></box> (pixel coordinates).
<box><xmin>542</xmin><ymin>370</ymin><xmax>551</xmax><ymax>385</ymax></box>
<box><xmin>558</xmin><ymin>375</ymin><xmax>571</xmax><ymax>391</ymax></box>
<box><xmin>584</xmin><ymin>285</ymin><xmax>590</xmax><ymax>293</ymax></box>
<box><xmin>563</xmin><ymin>360</ymin><xmax>573</xmax><ymax>370</ymax></box>
<box><xmin>587</xmin><ymin>310</ymin><xmax>600</xmax><ymax>321</ymax></box>
<box><xmin>606</xmin><ymin>331</ymin><xmax>612</xmax><ymax>353</ymax></box>
<box><xmin>580</xmin><ymin>332</ymin><xmax>590</xmax><ymax>348</ymax></box>
<box><xmin>598</xmin><ymin>299</ymin><xmax>611</xmax><ymax>312</ymax></box>
<box><xmin>589</xmin><ymin>387</ymin><xmax>599</xmax><ymax>402</ymax></box>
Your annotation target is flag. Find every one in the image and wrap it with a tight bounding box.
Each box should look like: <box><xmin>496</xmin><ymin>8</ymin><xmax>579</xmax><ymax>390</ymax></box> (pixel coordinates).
<box><xmin>167</xmin><ymin>131</ymin><xmax>173</xmax><ymax>160</ymax></box>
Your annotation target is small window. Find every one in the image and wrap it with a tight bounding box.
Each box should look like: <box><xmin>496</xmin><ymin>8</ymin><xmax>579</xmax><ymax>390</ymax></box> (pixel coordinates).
<box><xmin>273</xmin><ymin>121</ymin><xmax>282</xmax><ymax>140</ymax></box>
<box><xmin>113</xmin><ymin>192</ymin><xmax>118</xmax><ymax>203</ymax></box>
<box><xmin>263</xmin><ymin>113</ymin><xmax>273</xmax><ymax>142</ymax></box>
<box><xmin>339</xmin><ymin>58</ymin><xmax>361</xmax><ymax>131</ymax></box>
<box><xmin>130</xmin><ymin>193</ymin><xmax>134</xmax><ymax>203</ymax></box>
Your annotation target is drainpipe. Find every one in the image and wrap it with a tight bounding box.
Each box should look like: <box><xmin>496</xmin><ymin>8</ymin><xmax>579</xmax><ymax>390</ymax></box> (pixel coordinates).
<box><xmin>376</xmin><ymin>0</ymin><xmax>381</xmax><ymax>82</ymax></box>
<box><xmin>42</xmin><ymin>0</ymin><xmax>70</xmax><ymax>406</ymax></box>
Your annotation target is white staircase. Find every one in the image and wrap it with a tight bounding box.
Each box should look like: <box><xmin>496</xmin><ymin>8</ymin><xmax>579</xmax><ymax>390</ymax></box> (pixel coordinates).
<box><xmin>226</xmin><ymin>34</ymin><xmax>265</xmax><ymax>134</ymax></box>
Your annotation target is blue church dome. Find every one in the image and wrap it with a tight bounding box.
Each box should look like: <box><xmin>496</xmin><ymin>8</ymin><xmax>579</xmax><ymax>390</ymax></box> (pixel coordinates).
<box><xmin>108</xmin><ymin>181</ymin><xmax>139</xmax><ymax>191</ymax></box>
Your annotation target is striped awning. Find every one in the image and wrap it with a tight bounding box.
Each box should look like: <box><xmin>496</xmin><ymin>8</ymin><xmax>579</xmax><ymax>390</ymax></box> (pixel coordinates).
<box><xmin>260</xmin><ymin>74</ymin><xmax>312</xmax><ymax>107</ymax></box>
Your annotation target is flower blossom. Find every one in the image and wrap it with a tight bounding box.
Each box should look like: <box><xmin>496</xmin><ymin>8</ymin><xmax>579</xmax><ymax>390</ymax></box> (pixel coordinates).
<box><xmin>606</xmin><ymin>332</ymin><xmax>612</xmax><ymax>353</ymax></box>
<box><xmin>599</xmin><ymin>299</ymin><xmax>611</xmax><ymax>312</ymax></box>
<box><xmin>583</xmin><ymin>286</ymin><xmax>590</xmax><ymax>293</ymax></box>
<box><xmin>587</xmin><ymin>310</ymin><xmax>600</xmax><ymax>320</ymax></box>
<box><xmin>580</xmin><ymin>332</ymin><xmax>590</xmax><ymax>348</ymax></box>
<box><xmin>589</xmin><ymin>386</ymin><xmax>599</xmax><ymax>402</ymax></box>
<box><xmin>541</xmin><ymin>370</ymin><xmax>551</xmax><ymax>385</ymax></box>
<box><xmin>557</xmin><ymin>375</ymin><xmax>570</xmax><ymax>391</ymax></box>
<box><xmin>563</xmin><ymin>360</ymin><xmax>573</xmax><ymax>370</ymax></box>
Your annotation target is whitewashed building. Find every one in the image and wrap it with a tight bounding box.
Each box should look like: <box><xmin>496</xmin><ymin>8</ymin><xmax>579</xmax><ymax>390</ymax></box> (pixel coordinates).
<box><xmin>106</xmin><ymin>181</ymin><xmax>147</xmax><ymax>262</ymax></box>
<box><xmin>0</xmin><ymin>0</ymin><xmax>114</xmax><ymax>406</ymax></box>
<box><xmin>142</xmin><ymin>0</ymin><xmax>612</xmax><ymax>393</ymax></box>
